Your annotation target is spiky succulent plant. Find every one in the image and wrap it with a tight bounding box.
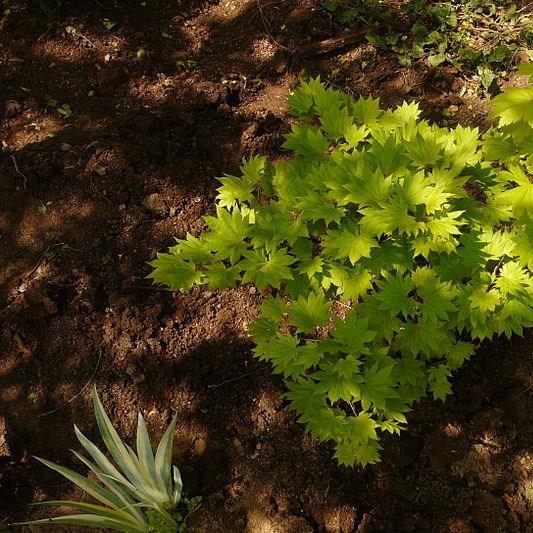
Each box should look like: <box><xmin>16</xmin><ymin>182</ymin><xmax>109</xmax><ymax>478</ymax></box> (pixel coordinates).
<box><xmin>15</xmin><ymin>387</ymin><xmax>192</xmax><ymax>532</ymax></box>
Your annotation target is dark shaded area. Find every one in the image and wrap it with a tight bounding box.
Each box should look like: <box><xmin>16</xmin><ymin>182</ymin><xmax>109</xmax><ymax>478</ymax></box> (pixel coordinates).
<box><xmin>1</xmin><ymin>0</ymin><xmax>531</xmax><ymax>531</ymax></box>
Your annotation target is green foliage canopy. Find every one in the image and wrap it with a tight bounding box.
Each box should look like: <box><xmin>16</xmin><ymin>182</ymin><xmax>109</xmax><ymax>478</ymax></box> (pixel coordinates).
<box><xmin>151</xmin><ymin>70</ymin><xmax>533</xmax><ymax>466</ymax></box>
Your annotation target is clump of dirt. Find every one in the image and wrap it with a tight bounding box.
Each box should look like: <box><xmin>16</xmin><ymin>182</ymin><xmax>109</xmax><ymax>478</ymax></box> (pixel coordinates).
<box><xmin>1</xmin><ymin>0</ymin><xmax>532</xmax><ymax>531</ymax></box>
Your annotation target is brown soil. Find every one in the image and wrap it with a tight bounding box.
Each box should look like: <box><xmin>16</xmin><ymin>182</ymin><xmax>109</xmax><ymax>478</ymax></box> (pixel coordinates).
<box><xmin>1</xmin><ymin>1</ymin><xmax>532</xmax><ymax>532</ymax></box>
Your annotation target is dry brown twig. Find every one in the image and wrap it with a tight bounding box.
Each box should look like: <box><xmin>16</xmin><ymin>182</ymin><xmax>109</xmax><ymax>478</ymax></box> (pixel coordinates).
<box><xmin>10</xmin><ymin>155</ymin><xmax>28</xmax><ymax>189</ymax></box>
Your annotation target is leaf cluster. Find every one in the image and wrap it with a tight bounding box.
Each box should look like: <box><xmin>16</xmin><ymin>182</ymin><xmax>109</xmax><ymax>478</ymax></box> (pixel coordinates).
<box><xmin>325</xmin><ymin>0</ymin><xmax>533</xmax><ymax>89</ymax></box>
<box><xmin>151</xmin><ymin>70</ymin><xmax>533</xmax><ymax>466</ymax></box>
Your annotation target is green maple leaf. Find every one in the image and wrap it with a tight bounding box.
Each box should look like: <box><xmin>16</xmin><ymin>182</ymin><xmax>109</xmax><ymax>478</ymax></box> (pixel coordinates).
<box><xmin>334</xmin><ymin>439</ymin><xmax>381</xmax><ymax>467</ymax></box>
<box><xmin>148</xmin><ymin>254</ymin><xmax>202</xmax><ymax>290</ymax></box>
<box><xmin>203</xmin><ymin>263</ymin><xmax>240</xmax><ymax>289</ymax></box>
<box><xmin>332</xmin><ymin>312</ymin><xmax>377</xmax><ymax>354</ymax></box>
<box><xmin>321</xmin><ymin>224</ymin><xmax>378</xmax><ymax>265</ymax></box>
<box><xmin>482</xmin><ymin>229</ymin><xmax>517</xmax><ymax>260</ymax></box>
<box><xmin>241</xmin><ymin>155</ymin><xmax>267</xmax><ymax>182</ymax></box>
<box><xmin>172</xmin><ymin>233</ymin><xmax>213</xmax><ymax>263</ymax></box>
<box><xmin>331</xmin><ymin>355</ymin><xmax>364</xmax><ymax>380</ymax></box>
<box><xmin>216</xmin><ymin>173</ymin><xmax>255</xmax><ymax>208</ymax></box>
<box><xmin>283</xmin><ymin>124</ymin><xmax>329</xmax><ymax>158</ymax></box>
<box><xmin>315</xmin><ymin>370</ymin><xmax>362</xmax><ymax>403</ymax></box>
<box><xmin>361</xmin><ymin>197</ymin><xmax>426</xmax><ymax>237</ymax></box>
<box><xmin>250</xmin><ymin>316</ymin><xmax>278</xmax><ymax>344</ymax></box>
<box><xmin>446</xmin><ymin>124</ymin><xmax>481</xmax><ymax>169</ymax></box>
<box><xmin>240</xmin><ymin>247</ymin><xmax>295</xmax><ymax>289</ymax></box>
<box><xmin>341</xmin><ymin>268</ymin><xmax>374</xmax><ymax>300</ymax></box>
<box><xmin>360</xmin><ymin>363</ymin><xmax>398</xmax><ymax>410</ymax></box>
<box><xmin>369</xmin><ymin>135</ymin><xmax>407</xmax><ymax>176</ymax></box>
<box><xmin>468</xmin><ymin>285</ymin><xmax>501</xmax><ymax>312</ymax></box>
<box><xmin>252</xmin><ymin>207</ymin><xmax>308</xmax><ymax>248</ymax></box>
<box><xmin>393</xmin><ymin>100</ymin><xmax>422</xmax><ymax>125</ymax></box>
<box><xmin>260</xmin><ymin>295</ymin><xmax>288</xmax><ymax>323</ymax></box>
<box><xmin>428</xmin><ymin>365</ymin><xmax>452</xmax><ymax>401</ymax></box>
<box><xmin>394</xmin><ymin>356</ymin><xmax>425</xmax><ymax>387</ymax></box>
<box><xmin>320</xmin><ymin>104</ymin><xmax>353</xmax><ymax>140</ymax></box>
<box><xmin>396</xmin><ymin>318</ymin><xmax>453</xmax><ymax>356</ymax></box>
<box><xmin>204</xmin><ymin>207</ymin><xmax>251</xmax><ymax>263</ymax></box>
<box><xmin>343</xmin><ymin>124</ymin><xmax>369</xmax><ymax>148</ymax></box>
<box><xmin>287</xmin><ymin>91</ymin><xmax>314</xmax><ymax>116</ymax></box>
<box><xmin>495</xmin><ymin>261</ymin><xmax>530</xmax><ymax>296</ymax></box>
<box><xmin>314</xmin><ymin>358</ymin><xmax>364</xmax><ymax>403</ymax></box>
<box><xmin>513</xmin><ymin>224</ymin><xmax>533</xmax><ymax>271</ymax></box>
<box><xmin>491</xmin><ymin>87</ymin><xmax>533</xmax><ymax>126</ymax></box>
<box><xmin>298</xmin><ymin>256</ymin><xmax>324</xmax><ymax>280</ymax></box>
<box><xmin>482</xmin><ymin>131</ymin><xmax>516</xmax><ymax>162</ymax></box>
<box><xmin>290</xmin><ymin>291</ymin><xmax>331</xmax><ymax>333</ymax></box>
<box><xmin>346</xmin><ymin>413</ymin><xmax>379</xmax><ymax>443</ymax></box>
<box><xmin>351</xmin><ymin>95</ymin><xmax>382</xmax><ymax>125</ymax></box>
<box><xmin>405</xmin><ymin>131</ymin><xmax>443</xmax><ymax>166</ymax></box>
<box><xmin>446</xmin><ymin>342</ymin><xmax>475</xmax><ymax>369</ymax></box>
<box><xmin>396</xmin><ymin>172</ymin><xmax>429</xmax><ymax>208</ymax></box>
<box><xmin>498</xmin><ymin>299</ymin><xmax>533</xmax><ymax>337</ymax></box>
<box><xmin>357</xmin><ymin>298</ymin><xmax>402</xmax><ymax>342</ymax></box>
<box><xmin>427</xmin><ymin>211</ymin><xmax>464</xmax><ymax>239</ymax></box>
<box><xmin>417</xmin><ymin>280</ymin><xmax>458</xmax><ymax>323</ymax></box>
<box><xmin>297</xmin><ymin>192</ymin><xmax>345</xmax><ymax>225</ymax></box>
<box><xmin>500</xmin><ymin>182</ymin><xmax>533</xmax><ymax>219</ymax></box>
<box><xmin>216</xmin><ymin>156</ymin><xmax>267</xmax><ymax>208</ymax></box>
<box><xmin>482</xmin><ymin>132</ymin><xmax>517</xmax><ymax>162</ymax></box>
<box><xmin>301</xmin><ymin>404</ymin><xmax>349</xmax><ymax>441</ymax></box>
<box><xmin>374</xmin><ymin>274</ymin><xmax>413</xmax><ymax>318</ymax></box>
<box><xmin>255</xmin><ymin>334</ymin><xmax>322</xmax><ymax>378</ymax></box>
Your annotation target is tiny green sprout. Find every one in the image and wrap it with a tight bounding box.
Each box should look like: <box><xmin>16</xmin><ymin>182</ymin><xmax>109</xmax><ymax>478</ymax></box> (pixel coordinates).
<box><xmin>57</xmin><ymin>103</ymin><xmax>73</xmax><ymax>118</ymax></box>
<box><xmin>137</xmin><ymin>47</ymin><xmax>147</xmax><ymax>59</ymax></box>
<box><xmin>175</xmin><ymin>60</ymin><xmax>197</xmax><ymax>71</ymax></box>
<box><xmin>102</xmin><ymin>18</ymin><xmax>118</xmax><ymax>30</ymax></box>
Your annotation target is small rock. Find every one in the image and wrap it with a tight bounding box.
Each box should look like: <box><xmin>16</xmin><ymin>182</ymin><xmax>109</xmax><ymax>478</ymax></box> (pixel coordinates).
<box><xmin>324</xmin><ymin>505</ymin><xmax>357</xmax><ymax>533</ymax></box>
<box><xmin>242</xmin><ymin>121</ymin><xmax>258</xmax><ymax>138</ymax></box>
<box><xmin>5</xmin><ymin>100</ymin><xmax>21</xmax><ymax>117</ymax></box>
<box><xmin>249</xmin><ymin>286</ymin><xmax>256</xmax><ymax>295</ymax></box>
<box><xmin>94</xmin><ymin>164</ymin><xmax>107</xmax><ymax>176</ymax></box>
<box><xmin>132</xmin><ymin>373</ymin><xmax>145</xmax><ymax>384</ymax></box>
<box><xmin>448</xmin><ymin>94</ymin><xmax>463</xmax><ymax>105</ymax></box>
<box><xmin>513</xmin><ymin>50</ymin><xmax>531</xmax><ymax>65</ymax></box>
<box><xmin>142</xmin><ymin>193</ymin><xmax>168</xmax><ymax>216</ymax></box>
<box><xmin>0</xmin><ymin>416</ymin><xmax>11</xmax><ymax>457</ymax></box>
<box><xmin>287</xmin><ymin>8</ymin><xmax>314</xmax><ymax>26</ymax></box>
<box><xmin>274</xmin><ymin>58</ymin><xmax>288</xmax><ymax>74</ymax></box>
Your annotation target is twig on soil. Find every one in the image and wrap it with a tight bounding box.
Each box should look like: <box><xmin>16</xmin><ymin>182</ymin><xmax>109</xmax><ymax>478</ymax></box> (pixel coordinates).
<box><xmin>296</xmin><ymin>26</ymin><xmax>379</xmax><ymax>57</ymax></box>
<box><xmin>25</xmin><ymin>242</ymin><xmax>67</xmax><ymax>279</ymax></box>
<box><xmin>207</xmin><ymin>364</ymin><xmax>270</xmax><ymax>390</ymax></box>
<box><xmin>255</xmin><ymin>0</ymin><xmax>296</xmax><ymax>56</ymax></box>
<box><xmin>10</xmin><ymin>155</ymin><xmax>28</xmax><ymax>189</ymax></box>
<box><xmin>37</xmin><ymin>350</ymin><xmax>104</xmax><ymax>417</ymax></box>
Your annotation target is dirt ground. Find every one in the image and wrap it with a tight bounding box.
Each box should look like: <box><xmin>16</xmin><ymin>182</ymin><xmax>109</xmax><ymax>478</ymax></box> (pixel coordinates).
<box><xmin>1</xmin><ymin>0</ymin><xmax>532</xmax><ymax>531</ymax></box>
